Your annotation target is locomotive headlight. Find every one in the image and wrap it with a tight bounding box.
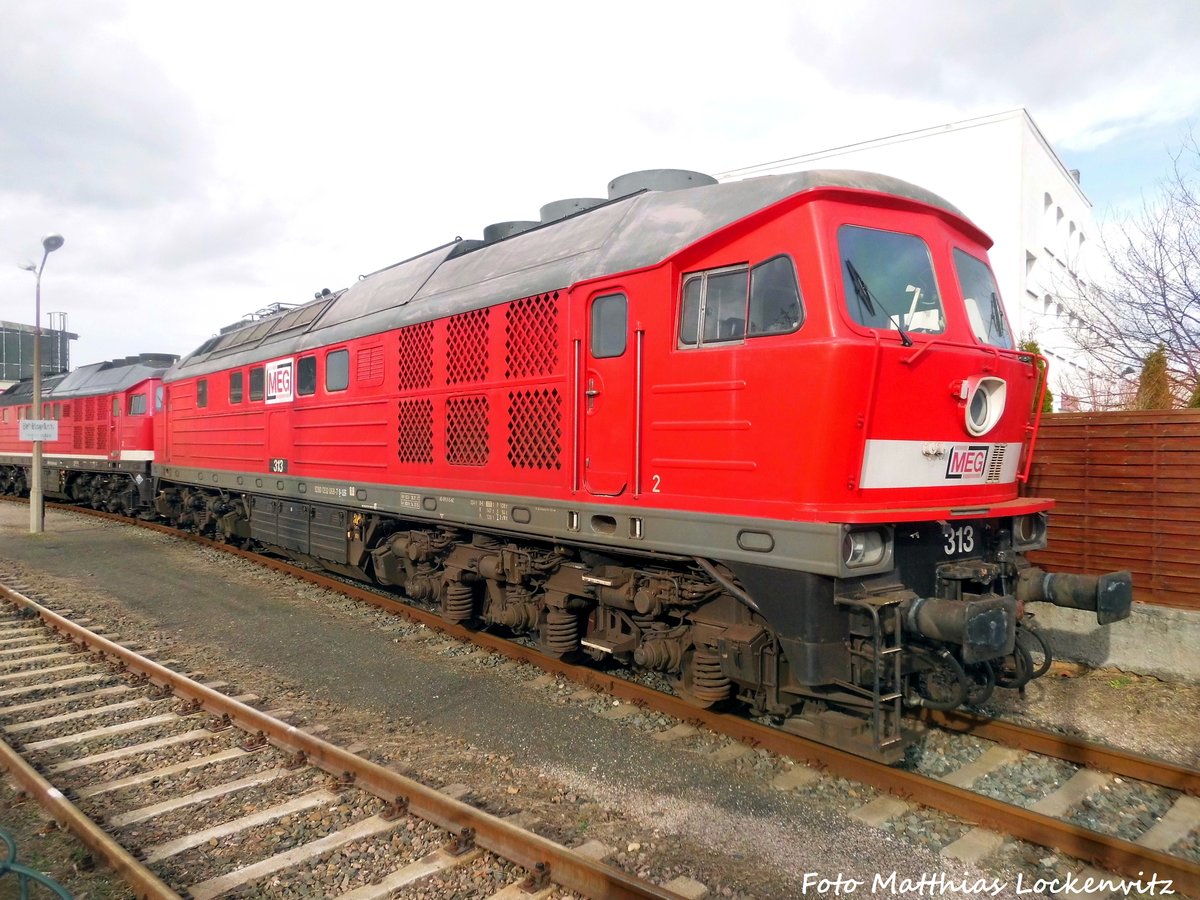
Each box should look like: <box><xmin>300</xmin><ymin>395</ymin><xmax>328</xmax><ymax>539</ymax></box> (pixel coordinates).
<box><xmin>842</xmin><ymin>528</ymin><xmax>888</xmax><ymax>568</ymax></box>
<box><xmin>963</xmin><ymin>376</ymin><xmax>1007</xmax><ymax>436</ymax></box>
<box><xmin>1012</xmin><ymin>512</ymin><xmax>1048</xmax><ymax>550</ymax></box>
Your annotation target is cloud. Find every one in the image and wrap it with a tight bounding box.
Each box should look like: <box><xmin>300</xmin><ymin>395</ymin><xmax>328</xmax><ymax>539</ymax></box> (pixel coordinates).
<box><xmin>790</xmin><ymin>0</ymin><xmax>1200</xmax><ymax>147</ymax></box>
<box><xmin>0</xmin><ymin>0</ymin><xmax>208</xmax><ymax>209</ymax></box>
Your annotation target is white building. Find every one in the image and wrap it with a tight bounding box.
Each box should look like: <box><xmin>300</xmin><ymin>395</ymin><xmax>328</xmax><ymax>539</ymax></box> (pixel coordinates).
<box><xmin>719</xmin><ymin>109</ymin><xmax>1095</xmax><ymax>408</ymax></box>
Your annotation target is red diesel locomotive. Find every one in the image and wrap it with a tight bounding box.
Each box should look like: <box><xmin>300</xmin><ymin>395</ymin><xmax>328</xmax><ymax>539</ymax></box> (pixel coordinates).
<box><xmin>9</xmin><ymin>169</ymin><xmax>1132</xmax><ymax>760</ymax></box>
<box><xmin>0</xmin><ymin>355</ymin><xmax>175</xmax><ymax>511</ymax></box>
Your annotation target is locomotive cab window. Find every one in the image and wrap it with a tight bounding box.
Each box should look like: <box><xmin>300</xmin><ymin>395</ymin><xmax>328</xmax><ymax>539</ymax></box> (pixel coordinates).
<box><xmin>591</xmin><ymin>294</ymin><xmax>627</xmax><ymax>358</ymax></box>
<box><xmin>326</xmin><ymin>349</ymin><xmax>349</xmax><ymax>392</ymax></box>
<box><xmin>249</xmin><ymin>366</ymin><xmax>265</xmax><ymax>401</ymax></box>
<box><xmin>128</xmin><ymin>394</ymin><xmax>146</xmax><ymax>416</ymax></box>
<box><xmin>155</xmin><ymin>386</ymin><xmax>164</xmax><ymax>411</ymax></box>
<box><xmin>112</xmin><ymin>397</ymin><xmax>120</xmax><ymax>417</ymax></box>
<box><xmin>229</xmin><ymin>371</ymin><xmax>244</xmax><ymax>404</ymax></box>
<box><xmin>297</xmin><ymin>355</ymin><xmax>317</xmax><ymax>396</ymax></box>
<box><xmin>679</xmin><ymin>256</ymin><xmax>802</xmax><ymax>347</ymax></box>
<box><xmin>954</xmin><ymin>249</ymin><xmax>1014</xmax><ymax>349</ymax></box>
<box><xmin>839</xmin><ymin>225</ymin><xmax>945</xmax><ymax>338</ymax></box>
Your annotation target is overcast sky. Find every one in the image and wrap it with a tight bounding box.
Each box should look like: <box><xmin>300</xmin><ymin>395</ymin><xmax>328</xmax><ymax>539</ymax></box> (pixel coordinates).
<box><xmin>3</xmin><ymin>0</ymin><xmax>1198</xmax><ymax>367</ymax></box>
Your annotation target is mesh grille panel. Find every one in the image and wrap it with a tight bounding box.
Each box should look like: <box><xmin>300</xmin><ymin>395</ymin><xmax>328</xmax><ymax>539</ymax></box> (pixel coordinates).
<box><xmin>505</xmin><ymin>292</ymin><xmax>559</xmax><ymax>378</ymax></box>
<box><xmin>507</xmin><ymin>389</ymin><xmax>562</xmax><ymax>470</ymax></box>
<box><xmin>446</xmin><ymin>309</ymin><xmax>489</xmax><ymax>384</ymax></box>
<box><xmin>398</xmin><ymin>322</ymin><xmax>434</xmax><ymax>391</ymax></box>
<box><xmin>397</xmin><ymin>399</ymin><xmax>433</xmax><ymax>464</ymax></box>
<box><xmin>446</xmin><ymin>395</ymin><xmax>489</xmax><ymax>466</ymax></box>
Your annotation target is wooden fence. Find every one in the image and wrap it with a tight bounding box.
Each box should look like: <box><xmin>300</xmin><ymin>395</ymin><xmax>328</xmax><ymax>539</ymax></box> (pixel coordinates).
<box><xmin>1024</xmin><ymin>409</ymin><xmax>1200</xmax><ymax>611</ymax></box>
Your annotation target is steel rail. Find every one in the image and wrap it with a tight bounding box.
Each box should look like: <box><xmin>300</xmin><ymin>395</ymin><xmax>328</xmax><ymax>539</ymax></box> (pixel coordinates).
<box><xmin>922</xmin><ymin>708</ymin><xmax>1200</xmax><ymax>795</ymax></box>
<box><xmin>0</xmin><ymin>711</ymin><xmax>182</xmax><ymax>900</ymax></box>
<box><xmin>8</xmin><ymin>499</ymin><xmax>1200</xmax><ymax>895</ymax></box>
<box><xmin>0</xmin><ymin>581</ymin><xmax>682</xmax><ymax>900</ymax></box>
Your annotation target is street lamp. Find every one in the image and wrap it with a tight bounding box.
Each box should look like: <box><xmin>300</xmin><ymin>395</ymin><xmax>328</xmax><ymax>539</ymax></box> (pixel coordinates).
<box><xmin>18</xmin><ymin>232</ymin><xmax>65</xmax><ymax>534</ymax></box>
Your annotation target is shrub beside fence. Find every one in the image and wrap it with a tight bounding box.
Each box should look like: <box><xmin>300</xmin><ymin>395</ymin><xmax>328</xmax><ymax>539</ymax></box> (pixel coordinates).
<box><xmin>1024</xmin><ymin>409</ymin><xmax>1200</xmax><ymax>611</ymax></box>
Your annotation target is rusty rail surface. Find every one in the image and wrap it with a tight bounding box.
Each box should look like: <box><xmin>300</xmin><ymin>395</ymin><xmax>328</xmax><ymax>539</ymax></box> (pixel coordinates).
<box><xmin>7</xmin><ymin>498</ymin><xmax>1200</xmax><ymax>896</ymax></box>
<box><xmin>0</xmin><ymin>579</ymin><xmax>682</xmax><ymax>900</ymax></box>
<box><xmin>923</xmin><ymin>708</ymin><xmax>1200</xmax><ymax>795</ymax></box>
<box><xmin>0</xmin><ymin>729</ymin><xmax>182</xmax><ymax>900</ymax></box>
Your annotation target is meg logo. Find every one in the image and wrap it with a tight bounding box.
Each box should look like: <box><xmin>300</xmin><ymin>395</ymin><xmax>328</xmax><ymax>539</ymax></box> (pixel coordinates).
<box><xmin>945</xmin><ymin>444</ymin><xmax>990</xmax><ymax>480</ymax></box>
<box><xmin>265</xmin><ymin>358</ymin><xmax>294</xmax><ymax>405</ymax></box>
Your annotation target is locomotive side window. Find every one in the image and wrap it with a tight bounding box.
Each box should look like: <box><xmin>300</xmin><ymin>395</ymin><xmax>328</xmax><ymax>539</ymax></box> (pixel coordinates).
<box><xmin>749</xmin><ymin>256</ymin><xmax>803</xmax><ymax>335</ymax></box>
<box><xmin>679</xmin><ymin>266</ymin><xmax>748</xmax><ymax>346</ymax></box>
<box><xmin>249</xmin><ymin>366</ymin><xmax>265</xmax><ymax>401</ymax></box>
<box><xmin>128</xmin><ymin>394</ymin><xmax>146</xmax><ymax>416</ymax></box>
<box><xmin>155</xmin><ymin>386</ymin><xmax>164</xmax><ymax>411</ymax></box>
<box><xmin>197</xmin><ymin>379</ymin><xmax>208</xmax><ymax>408</ymax></box>
<box><xmin>591</xmin><ymin>294</ymin><xmax>627</xmax><ymax>358</ymax></box>
<box><xmin>113</xmin><ymin>397</ymin><xmax>121</xmax><ymax>417</ymax></box>
<box><xmin>839</xmin><ymin>226</ymin><xmax>945</xmax><ymax>337</ymax></box>
<box><xmin>326</xmin><ymin>349</ymin><xmax>349</xmax><ymax>392</ymax></box>
<box><xmin>229</xmin><ymin>371</ymin><xmax>244</xmax><ymax>404</ymax></box>
<box><xmin>680</xmin><ymin>258</ymin><xmax>802</xmax><ymax>347</ymax></box>
<box><xmin>954</xmin><ymin>249</ymin><xmax>1014</xmax><ymax>349</ymax></box>
<box><xmin>297</xmin><ymin>355</ymin><xmax>317</xmax><ymax>396</ymax></box>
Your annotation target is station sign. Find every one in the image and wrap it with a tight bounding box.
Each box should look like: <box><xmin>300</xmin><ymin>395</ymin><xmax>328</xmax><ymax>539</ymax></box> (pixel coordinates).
<box><xmin>20</xmin><ymin>419</ymin><xmax>59</xmax><ymax>442</ymax></box>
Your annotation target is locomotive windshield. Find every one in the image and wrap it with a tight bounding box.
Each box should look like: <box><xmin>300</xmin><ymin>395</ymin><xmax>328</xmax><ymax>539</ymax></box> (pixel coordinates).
<box><xmin>953</xmin><ymin>248</ymin><xmax>1014</xmax><ymax>349</ymax></box>
<box><xmin>839</xmin><ymin>226</ymin><xmax>945</xmax><ymax>337</ymax></box>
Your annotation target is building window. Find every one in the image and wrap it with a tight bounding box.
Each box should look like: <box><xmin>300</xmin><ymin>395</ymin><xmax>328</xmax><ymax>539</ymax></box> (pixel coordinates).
<box><xmin>326</xmin><ymin>349</ymin><xmax>349</xmax><ymax>392</ymax></box>
<box><xmin>297</xmin><ymin>355</ymin><xmax>317</xmax><ymax>396</ymax></box>
<box><xmin>249</xmin><ymin>366</ymin><xmax>265</xmax><ymax>401</ymax></box>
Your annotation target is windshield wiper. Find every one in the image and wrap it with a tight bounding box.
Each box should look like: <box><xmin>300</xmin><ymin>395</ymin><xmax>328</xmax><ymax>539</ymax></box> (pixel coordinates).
<box><xmin>990</xmin><ymin>292</ymin><xmax>1006</xmax><ymax>338</ymax></box>
<box><xmin>846</xmin><ymin>259</ymin><xmax>911</xmax><ymax>346</ymax></box>
<box><xmin>845</xmin><ymin>259</ymin><xmax>876</xmax><ymax>315</ymax></box>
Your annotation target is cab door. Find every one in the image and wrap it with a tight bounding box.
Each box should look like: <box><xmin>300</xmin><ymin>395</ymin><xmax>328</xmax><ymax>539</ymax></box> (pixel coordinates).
<box><xmin>582</xmin><ymin>291</ymin><xmax>635</xmax><ymax>496</ymax></box>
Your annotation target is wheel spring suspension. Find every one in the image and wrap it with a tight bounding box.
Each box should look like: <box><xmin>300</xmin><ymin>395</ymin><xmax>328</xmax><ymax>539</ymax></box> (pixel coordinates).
<box><xmin>690</xmin><ymin>648</ymin><xmax>731</xmax><ymax>703</ymax></box>
<box><xmin>543</xmin><ymin>609</ymin><xmax>578</xmax><ymax>655</ymax></box>
<box><xmin>442</xmin><ymin>582</ymin><xmax>475</xmax><ymax>623</ymax></box>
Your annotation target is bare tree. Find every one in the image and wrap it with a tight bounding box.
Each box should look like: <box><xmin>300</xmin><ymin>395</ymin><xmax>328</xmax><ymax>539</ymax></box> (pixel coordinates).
<box><xmin>1067</xmin><ymin>131</ymin><xmax>1200</xmax><ymax>406</ymax></box>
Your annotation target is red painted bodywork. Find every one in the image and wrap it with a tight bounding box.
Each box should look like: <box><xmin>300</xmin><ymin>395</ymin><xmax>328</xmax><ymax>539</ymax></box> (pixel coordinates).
<box><xmin>0</xmin><ymin>380</ymin><xmax>160</xmax><ymax>462</ymax></box>
<box><xmin>160</xmin><ymin>186</ymin><xmax>1052</xmax><ymax>527</ymax></box>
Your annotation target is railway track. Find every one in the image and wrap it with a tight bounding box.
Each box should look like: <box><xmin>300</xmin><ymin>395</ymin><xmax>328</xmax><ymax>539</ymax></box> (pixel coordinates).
<box><xmin>0</xmin><ymin>574</ymin><xmax>686</xmax><ymax>899</ymax></box>
<box><xmin>5</xmin><ymin>497</ymin><xmax>1200</xmax><ymax>897</ymax></box>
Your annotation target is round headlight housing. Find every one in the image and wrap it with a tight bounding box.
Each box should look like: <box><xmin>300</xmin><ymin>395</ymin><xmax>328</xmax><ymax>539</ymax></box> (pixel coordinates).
<box><xmin>842</xmin><ymin>528</ymin><xmax>886</xmax><ymax>568</ymax></box>
<box><xmin>1013</xmin><ymin>512</ymin><xmax>1047</xmax><ymax>548</ymax></box>
<box><xmin>964</xmin><ymin>376</ymin><xmax>1007</xmax><ymax>436</ymax></box>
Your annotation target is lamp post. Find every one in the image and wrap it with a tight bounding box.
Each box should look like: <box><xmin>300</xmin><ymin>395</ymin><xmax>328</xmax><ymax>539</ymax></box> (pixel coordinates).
<box><xmin>18</xmin><ymin>233</ymin><xmax>65</xmax><ymax>534</ymax></box>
